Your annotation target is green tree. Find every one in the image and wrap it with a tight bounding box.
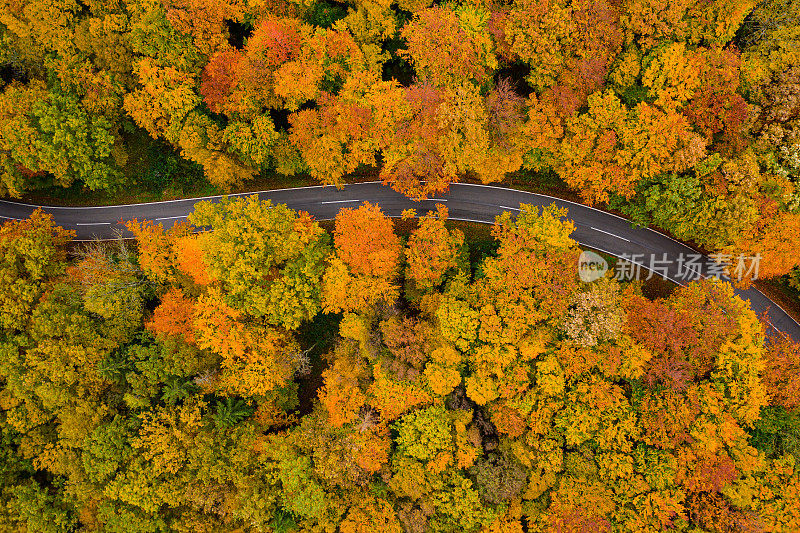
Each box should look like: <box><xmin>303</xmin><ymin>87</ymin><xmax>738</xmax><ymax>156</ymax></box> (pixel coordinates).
<box><xmin>188</xmin><ymin>195</ymin><xmax>331</xmax><ymax>329</ymax></box>
<box><xmin>0</xmin><ymin>81</ymin><xmax>122</xmax><ymax>196</ymax></box>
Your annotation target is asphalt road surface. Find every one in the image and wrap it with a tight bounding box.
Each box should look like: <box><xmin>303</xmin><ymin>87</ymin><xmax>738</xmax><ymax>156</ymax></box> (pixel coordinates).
<box><xmin>2</xmin><ymin>181</ymin><xmax>798</xmax><ymax>341</ymax></box>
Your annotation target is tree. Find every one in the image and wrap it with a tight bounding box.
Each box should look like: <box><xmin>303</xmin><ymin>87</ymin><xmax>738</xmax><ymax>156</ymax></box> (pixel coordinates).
<box><xmin>318</xmin><ymin>346</ymin><xmax>369</xmax><ymax>428</ymax></box>
<box><xmin>562</xmin><ymin>279</ymin><xmax>624</xmax><ymax>347</ymax></box>
<box><xmin>519</xmin><ymin>90</ymin><xmax>567</xmax><ymax>172</ymax></box>
<box><xmin>0</xmin><ymin>209</ymin><xmax>73</xmax><ymax>331</ymax></box>
<box><xmin>0</xmin><ymin>81</ymin><xmax>122</xmax><ymax>196</ymax></box>
<box><xmin>160</xmin><ymin>0</ymin><xmax>242</xmax><ymax>56</ymax></box>
<box><xmin>481</xmin><ymin>203</ymin><xmax>580</xmax><ymax>321</ymax></box>
<box><xmin>406</xmin><ymin>204</ymin><xmax>465</xmax><ymax>291</ymax></box>
<box><xmin>625</xmin><ymin>280</ymin><xmax>741</xmax><ymax>391</ymax></box>
<box><xmin>641</xmin><ymin>42</ymin><xmax>702</xmax><ymax>107</ymax></box>
<box><xmin>288</xmin><ymin>72</ymin><xmax>407</xmax><ymax>186</ymax></box>
<box><xmin>125</xmin><ymin>218</ymin><xmax>192</xmax><ymax>284</ymax></box>
<box><xmin>400</xmin><ymin>5</ymin><xmax>497</xmax><ymax>88</ymax></box>
<box><xmin>727</xmin><ymin>204</ymin><xmax>800</xmax><ymax>280</ymax></box>
<box><xmin>70</xmin><ymin>238</ymin><xmax>148</xmax><ymax>343</ymax></box>
<box><xmin>380</xmin><ymin>82</ymin><xmax>450</xmax><ymax>199</ymax></box>
<box><xmin>504</xmin><ymin>0</ymin><xmax>622</xmax><ymax>100</ymax></box>
<box><xmin>173</xmin><ymin>233</ymin><xmax>213</xmax><ymax>286</ymax></box>
<box><xmin>340</xmin><ymin>498</ymin><xmax>402</xmax><ymax>533</ymax></box>
<box><xmin>322</xmin><ymin>202</ymin><xmax>401</xmax><ymax>313</ymax></box>
<box><xmin>619</xmin><ymin>0</ymin><xmax>753</xmax><ymax>47</ymax></box>
<box><xmin>189</xmin><ymin>195</ymin><xmax>330</xmax><ymax>329</ymax></box>
<box><xmin>273</xmin><ymin>27</ymin><xmax>375</xmax><ymax>111</ymax></box>
<box><xmin>559</xmin><ymin>89</ymin><xmax>705</xmax><ymax>204</ymax></box>
<box><xmin>192</xmin><ymin>286</ymin><xmax>301</xmax><ymax>397</ymax></box>
<box><xmin>288</xmin><ymin>91</ymin><xmax>376</xmax><ymax>186</ymax></box>
<box><xmin>147</xmin><ymin>287</ymin><xmax>197</xmax><ymax>345</ymax></box>
<box><xmin>684</xmin><ymin>46</ymin><xmax>749</xmax><ymax>154</ymax></box>
<box><xmin>199</xmin><ymin>48</ymin><xmax>241</xmax><ymax>115</ymax></box>
<box><xmin>762</xmin><ymin>335</ymin><xmax>800</xmax><ymax>410</ymax></box>
<box><xmin>122</xmin><ymin>58</ymin><xmax>201</xmax><ymax>145</ymax></box>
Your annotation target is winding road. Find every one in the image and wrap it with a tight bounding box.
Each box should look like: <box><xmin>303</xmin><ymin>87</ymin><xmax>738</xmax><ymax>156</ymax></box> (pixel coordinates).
<box><xmin>2</xmin><ymin>181</ymin><xmax>799</xmax><ymax>341</ymax></box>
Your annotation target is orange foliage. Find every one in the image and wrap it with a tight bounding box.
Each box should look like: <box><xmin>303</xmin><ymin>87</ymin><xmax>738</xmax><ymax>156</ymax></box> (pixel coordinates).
<box><xmin>380</xmin><ymin>315</ymin><xmax>435</xmax><ymax>370</ymax></box>
<box><xmin>406</xmin><ymin>205</ymin><xmax>464</xmax><ymax>288</ymax></box>
<box><xmin>174</xmin><ymin>233</ymin><xmax>213</xmax><ymax>286</ymax></box>
<box><xmin>381</xmin><ymin>82</ymin><xmax>451</xmax><ymax>200</ymax></box>
<box><xmin>684</xmin><ymin>47</ymin><xmax>749</xmax><ymax>153</ymax></box>
<box><xmin>125</xmin><ymin>219</ymin><xmax>191</xmax><ymax>282</ymax></box>
<box><xmin>319</xmin><ymin>355</ymin><xmax>368</xmax><ymax>427</ymax></box>
<box><xmin>678</xmin><ymin>451</ymin><xmax>738</xmax><ymax>493</ymax></box>
<box><xmin>625</xmin><ymin>281</ymin><xmax>739</xmax><ymax>390</ymax></box>
<box><xmin>163</xmin><ymin>0</ymin><xmax>241</xmax><ymax>55</ymax></box>
<box><xmin>489</xmin><ymin>403</ymin><xmax>526</xmax><ymax>439</ymax></box>
<box><xmin>322</xmin><ymin>257</ymin><xmax>400</xmax><ymax>313</ymax></box>
<box><xmin>333</xmin><ymin>202</ymin><xmax>401</xmax><ymax>277</ymax></box>
<box><xmin>199</xmin><ymin>48</ymin><xmax>241</xmax><ymax>114</ymax></box>
<box><xmin>352</xmin><ymin>425</ymin><xmax>391</xmax><ymax>474</ymax></box>
<box><xmin>686</xmin><ymin>491</ymin><xmax>756</xmax><ymax>533</ymax></box>
<box><xmin>193</xmin><ymin>287</ymin><xmax>296</xmax><ymax>396</ymax></box>
<box><xmin>247</xmin><ymin>17</ymin><xmax>303</xmax><ymax>69</ymax></box>
<box><xmin>762</xmin><ymin>335</ymin><xmax>800</xmax><ymax>410</ymax></box>
<box><xmin>728</xmin><ymin>205</ymin><xmax>800</xmax><ymax>281</ymax></box>
<box><xmin>147</xmin><ymin>287</ymin><xmax>197</xmax><ymax>344</ymax></box>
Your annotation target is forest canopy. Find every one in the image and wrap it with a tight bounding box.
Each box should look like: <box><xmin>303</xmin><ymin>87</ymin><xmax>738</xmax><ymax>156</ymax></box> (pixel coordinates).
<box><xmin>1</xmin><ymin>0</ymin><xmax>800</xmax><ymax>281</ymax></box>
<box><xmin>3</xmin><ymin>0</ymin><xmax>800</xmax><ymax>530</ymax></box>
<box><xmin>1</xmin><ymin>198</ymin><xmax>800</xmax><ymax>531</ymax></box>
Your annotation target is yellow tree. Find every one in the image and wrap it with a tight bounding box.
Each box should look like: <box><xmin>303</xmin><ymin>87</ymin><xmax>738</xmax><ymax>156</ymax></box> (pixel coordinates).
<box><xmin>0</xmin><ymin>209</ymin><xmax>73</xmax><ymax>331</ymax></box>
<box><xmin>406</xmin><ymin>204</ymin><xmax>465</xmax><ymax>291</ymax></box>
<box><xmin>322</xmin><ymin>202</ymin><xmax>401</xmax><ymax>314</ymax></box>
<box><xmin>560</xmin><ymin>90</ymin><xmax>705</xmax><ymax>204</ymax></box>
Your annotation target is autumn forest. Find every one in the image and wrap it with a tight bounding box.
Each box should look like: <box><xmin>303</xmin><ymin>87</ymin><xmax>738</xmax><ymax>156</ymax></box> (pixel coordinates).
<box><xmin>2</xmin><ymin>0</ymin><xmax>800</xmax><ymax>531</ymax></box>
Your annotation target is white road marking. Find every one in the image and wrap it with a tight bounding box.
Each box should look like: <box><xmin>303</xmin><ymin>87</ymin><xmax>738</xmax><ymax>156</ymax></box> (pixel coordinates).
<box><xmin>320</xmin><ymin>200</ymin><xmax>362</xmax><ymax>204</ymax></box>
<box><xmin>0</xmin><ymin>215</ymin><xmax>22</xmax><ymax>220</ymax></box>
<box><xmin>427</xmin><ymin>199</ymin><xmax>448</xmax><ymax>202</ymax></box>
<box><xmin>499</xmin><ymin>206</ymin><xmax>520</xmax><ymax>211</ymax></box>
<box><xmin>590</xmin><ymin>227</ymin><xmax>630</xmax><ymax>242</ymax></box>
<box><xmin>155</xmin><ymin>215</ymin><xmax>187</xmax><ymax>221</ymax></box>
<box><xmin>76</xmin><ymin>222</ymin><xmax>112</xmax><ymax>226</ymax></box>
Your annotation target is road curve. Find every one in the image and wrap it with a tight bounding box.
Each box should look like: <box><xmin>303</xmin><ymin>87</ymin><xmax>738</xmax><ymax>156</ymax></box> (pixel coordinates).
<box><xmin>2</xmin><ymin>181</ymin><xmax>798</xmax><ymax>341</ymax></box>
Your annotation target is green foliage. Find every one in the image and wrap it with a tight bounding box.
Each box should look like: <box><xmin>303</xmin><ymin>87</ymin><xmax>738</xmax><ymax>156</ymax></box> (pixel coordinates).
<box><xmin>749</xmin><ymin>406</ymin><xmax>800</xmax><ymax>462</ymax></box>
<box><xmin>10</xmin><ymin>481</ymin><xmax>78</xmax><ymax>533</ymax></box>
<box><xmin>394</xmin><ymin>405</ymin><xmax>453</xmax><ymax>462</ymax></box>
<box><xmin>213</xmin><ymin>397</ymin><xmax>255</xmax><ymax>428</ymax></box>
<box><xmin>305</xmin><ymin>0</ymin><xmax>349</xmax><ymax>28</ymax></box>
<box><xmin>0</xmin><ymin>83</ymin><xmax>122</xmax><ymax>196</ymax></box>
<box><xmin>189</xmin><ymin>195</ymin><xmax>331</xmax><ymax>329</ymax></box>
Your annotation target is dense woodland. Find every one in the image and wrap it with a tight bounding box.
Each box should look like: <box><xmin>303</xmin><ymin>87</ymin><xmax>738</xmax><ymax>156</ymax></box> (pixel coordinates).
<box><xmin>0</xmin><ymin>198</ymin><xmax>799</xmax><ymax>531</ymax></box>
<box><xmin>3</xmin><ymin>0</ymin><xmax>800</xmax><ymax>531</ymax></box>
<box><xmin>1</xmin><ymin>0</ymin><xmax>800</xmax><ymax>283</ymax></box>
